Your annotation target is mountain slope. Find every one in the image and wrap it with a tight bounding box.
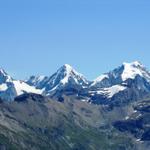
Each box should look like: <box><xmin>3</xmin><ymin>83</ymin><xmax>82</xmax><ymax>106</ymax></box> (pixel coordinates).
<box><xmin>0</xmin><ymin>93</ymin><xmax>136</xmax><ymax>150</ymax></box>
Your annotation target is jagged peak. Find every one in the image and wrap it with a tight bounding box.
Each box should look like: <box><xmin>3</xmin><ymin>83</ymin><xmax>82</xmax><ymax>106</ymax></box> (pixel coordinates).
<box><xmin>57</xmin><ymin>64</ymin><xmax>83</xmax><ymax>78</ymax></box>
<box><xmin>123</xmin><ymin>61</ymin><xmax>143</xmax><ymax>68</ymax></box>
<box><xmin>0</xmin><ymin>68</ymin><xmax>7</xmax><ymax>75</ymax></box>
<box><xmin>0</xmin><ymin>68</ymin><xmax>13</xmax><ymax>82</ymax></box>
<box><xmin>55</xmin><ymin>64</ymin><xmax>88</xmax><ymax>85</ymax></box>
<box><xmin>121</xmin><ymin>61</ymin><xmax>149</xmax><ymax>81</ymax></box>
<box><xmin>58</xmin><ymin>64</ymin><xmax>74</xmax><ymax>74</ymax></box>
<box><xmin>63</xmin><ymin>64</ymin><xmax>73</xmax><ymax>69</ymax></box>
<box><xmin>91</xmin><ymin>61</ymin><xmax>150</xmax><ymax>88</ymax></box>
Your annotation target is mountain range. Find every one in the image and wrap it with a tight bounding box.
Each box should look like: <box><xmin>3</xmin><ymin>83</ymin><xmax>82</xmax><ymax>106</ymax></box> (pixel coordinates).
<box><xmin>1</xmin><ymin>61</ymin><xmax>150</xmax><ymax>105</ymax></box>
<box><xmin>0</xmin><ymin>61</ymin><xmax>150</xmax><ymax>150</ymax></box>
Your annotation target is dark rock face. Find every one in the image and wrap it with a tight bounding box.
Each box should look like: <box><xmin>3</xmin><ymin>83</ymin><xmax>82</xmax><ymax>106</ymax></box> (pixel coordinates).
<box><xmin>142</xmin><ymin>129</ymin><xmax>150</xmax><ymax>141</ymax></box>
<box><xmin>114</xmin><ymin>99</ymin><xmax>150</xmax><ymax>141</ymax></box>
<box><xmin>114</xmin><ymin>119</ymin><xmax>143</xmax><ymax>137</ymax></box>
<box><xmin>134</xmin><ymin>100</ymin><xmax>150</xmax><ymax>113</ymax></box>
<box><xmin>14</xmin><ymin>93</ymin><xmax>46</xmax><ymax>103</ymax></box>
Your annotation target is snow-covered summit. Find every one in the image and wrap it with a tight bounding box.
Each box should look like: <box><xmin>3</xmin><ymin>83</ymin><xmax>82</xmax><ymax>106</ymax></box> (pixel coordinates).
<box><xmin>89</xmin><ymin>61</ymin><xmax>150</xmax><ymax>99</ymax></box>
<box><xmin>91</xmin><ymin>61</ymin><xmax>150</xmax><ymax>88</ymax></box>
<box><xmin>27</xmin><ymin>64</ymin><xmax>89</xmax><ymax>95</ymax></box>
<box><xmin>56</xmin><ymin>64</ymin><xmax>88</xmax><ymax>85</ymax></box>
<box><xmin>121</xmin><ymin>61</ymin><xmax>150</xmax><ymax>82</ymax></box>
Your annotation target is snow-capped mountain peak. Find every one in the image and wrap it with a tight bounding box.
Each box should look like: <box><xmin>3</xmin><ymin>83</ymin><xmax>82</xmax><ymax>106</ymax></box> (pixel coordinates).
<box><xmin>123</xmin><ymin>61</ymin><xmax>143</xmax><ymax>67</ymax></box>
<box><xmin>122</xmin><ymin>61</ymin><xmax>150</xmax><ymax>82</ymax></box>
<box><xmin>62</xmin><ymin>64</ymin><xmax>73</xmax><ymax>71</ymax></box>
<box><xmin>57</xmin><ymin>64</ymin><xmax>75</xmax><ymax>85</ymax></box>
<box><xmin>27</xmin><ymin>64</ymin><xmax>89</xmax><ymax>95</ymax></box>
<box><xmin>56</xmin><ymin>64</ymin><xmax>88</xmax><ymax>85</ymax></box>
<box><xmin>58</xmin><ymin>64</ymin><xmax>81</xmax><ymax>77</ymax></box>
<box><xmin>91</xmin><ymin>61</ymin><xmax>150</xmax><ymax>88</ymax></box>
<box><xmin>0</xmin><ymin>68</ymin><xmax>13</xmax><ymax>83</ymax></box>
<box><xmin>89</xmin><ymin>61</ymin><xmax>150</xmax><ymax>100</ymax></box>
<box><xmin>47</xmin><ymin>64</ymin><xmax>89</xmax><ymax>92</ymax></box>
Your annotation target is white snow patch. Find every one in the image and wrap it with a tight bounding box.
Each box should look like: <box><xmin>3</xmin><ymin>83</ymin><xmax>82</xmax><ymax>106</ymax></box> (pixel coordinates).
<box><xmin>0</xmin><ymin>83</ymin><xmax>8</xmax><ymax>91</ymax></box>
<box><xmin>136</xmin><ymin>113</ymin><xmax>142</xmax><ymax>118</ymax></box>
<box><xmin>94</xmin><ymin>74</ymin><xmax>108</xmax><ymax>82</ymax></box>
<box><xmin>81</xmin><ymin>99</ymin><xmax>88</xmax><ymax>102</ymax></box>
<box><xmin>136</xmin><ymin>139</ymin><xmax>141</xmax><ymax>142</ymax></box>
<box><xmin>125</xmin><ymin>116</ymin><xmax>129</xmax><ymax>120</ymax></box>
<box><xmin>91</xmin><ymin>74</ymin><xmax>108</xmax><ymax>86</ymax></box>
<box><xmin>96</xmin><ymin>85</ymin><xmax>126</xmax><ymax>98</ymax></box>
<box><xmin>37</xmin><ymin>75</ymin><xmax>46</xmax><ymax>81</ymax></box>
<box><xmin>13</xmin><ymin>81</ymin><xmax>42</xmax><ymax>96</ymax></box>
<box><xmin>49</xmin><ymin>84</ymin><xmax>59</xmax><ymax>92</ymax></box>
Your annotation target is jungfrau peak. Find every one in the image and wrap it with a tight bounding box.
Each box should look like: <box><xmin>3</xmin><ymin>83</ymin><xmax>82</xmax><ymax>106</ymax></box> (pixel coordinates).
<box><xmin>27</xmin><ymin>64</ymin><xmax>89</xmax><ymax>96</ymax></box>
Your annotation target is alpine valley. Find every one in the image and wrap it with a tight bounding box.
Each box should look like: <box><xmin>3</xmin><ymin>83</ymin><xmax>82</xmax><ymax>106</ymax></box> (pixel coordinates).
<box><xmin>0</xmin><ymin>61</ymin><xmax>150</xmax><ymax>150</ymax></box>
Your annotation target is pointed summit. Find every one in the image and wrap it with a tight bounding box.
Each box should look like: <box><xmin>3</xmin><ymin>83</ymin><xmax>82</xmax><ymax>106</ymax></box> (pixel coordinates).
<box><xmin>121</xmin><ymin>61</ymin><xmax>149</xmax><ymax>81</ymax></box>
<box><xmin>0</xmin><ymin>68</ymin><xmax>7</xmax><ymax>75</ymax></box>
<box><xmin>47</xmin><ymin>64</ymin><xmax>89</xmax><ymax>91</ymax></box>
<box><xmin>27</xmin><ymin>64</ymin><xmax>89</xmax><ymax>95</ymax></box>
<box><xmin>130</xmin><ymin>61</ymin><xmax>143</xmax><ymax>67</ymax></box>
<box><xmin>0</xmin><ymin>68</ymin><xmax>13</xmax><ymax>83</ymax></box>
<box><xmin>58</xmin><ymin>64</ymin><xmax>79</xmax><ymax>75</ymax></box>
<box><xmin>63</xmin><ymin>64</ymin><xmax>73</xmax><ymax>70</ymax></box>
<box><xmin>123</xmin><ymin>61</ymin><xmax>143</xmax><ymax>68</ymax></box>
<box><xmin>55</xmin><ymin>64</ymin><xmax>87</xmax><ymax>85</ymax></box>
<box><xmin>57</xmin><ymin>64</ymin><xmax>74</xmax><ymax>78</ymax></box>
<box><xmin>91</xmin><ymin>61</ymin><xmax>150</xmax><ymax>88</ymax></box>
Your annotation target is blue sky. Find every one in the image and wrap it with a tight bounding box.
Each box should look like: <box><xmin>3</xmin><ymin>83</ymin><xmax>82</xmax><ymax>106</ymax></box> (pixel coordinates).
<box><xmin>0</xmin><ymin>0</ymin><xmax>150</xmax><ymax>80</ymax></box>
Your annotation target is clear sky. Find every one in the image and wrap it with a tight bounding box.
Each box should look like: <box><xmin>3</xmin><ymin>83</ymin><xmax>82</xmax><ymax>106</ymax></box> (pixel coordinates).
<box><xmin>0</xmin><ymin>0</ymin><xmax>150</xmax><ymax>80</ymax></box>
